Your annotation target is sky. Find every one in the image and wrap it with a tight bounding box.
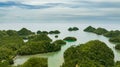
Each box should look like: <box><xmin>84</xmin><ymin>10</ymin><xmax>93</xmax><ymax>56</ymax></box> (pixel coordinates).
<box><xmin>0</xmin><ymin>0</ymin><xmax>120</xmax><ymax>23</ymax></box>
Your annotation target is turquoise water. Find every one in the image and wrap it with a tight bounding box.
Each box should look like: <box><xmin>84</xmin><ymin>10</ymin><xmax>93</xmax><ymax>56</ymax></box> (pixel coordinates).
<box><xmin>0</xmin><ymin>23</ymin><xmax>120</xmax><ymax>67</ymax></box>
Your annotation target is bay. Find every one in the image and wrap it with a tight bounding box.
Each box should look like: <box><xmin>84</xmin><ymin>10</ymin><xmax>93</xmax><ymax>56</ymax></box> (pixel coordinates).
<box><xmin>0</xmin><ymin>22</ymin><xmax>120</xmax><ymax>67</ymax></box>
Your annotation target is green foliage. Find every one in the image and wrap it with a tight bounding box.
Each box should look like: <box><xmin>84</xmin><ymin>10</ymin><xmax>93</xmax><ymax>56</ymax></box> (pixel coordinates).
<box><xmin>78</xmin><ymin>59</ymin><xmax>104</xmax><ymax>67</ymax></box>
<box><xmin>17</xmin><ymin>41</ymin><xmax>50</xmax><ymax>55</ymax></box>
<box><xmin>94</xmin><ymin>28</ymin><xmax>108</xmax><ymax>35</ymax></box>
<box><xmin>62</xmin><ymin>40</ymin><xmax>114</xmax><ymax>67</ymax></box>
<box><xmin>17</xmin><ymin>28</ymin><xmax>34</xmax><ymax>36</ymax></box>
<box><xmin>115</xmin><ymin>44</ymin><xmax>120</xmax><ymax>50</ymax></box>
<box><xmin>37</xmin><ymin>31</ymin><xmax>48</xmax><ymax>34</ymax></box>
<box><xmin>53</xmin><ymin>40</ymin><xmax>66</xmax><ymax>45</ymax></box>
<box><xmin>55</xmin><ymin>35</ymin><xmax>58</xmax><ymax>38</ymax></box>
<box><xmin>104</xmin><ymin>30</ymin><xmax>120</xmax><ymax>37</ymax></box>
<box><xmin>0</xmin><ymin>47</ymin><xmax>15</xmax><ymax>61</ymax></box>
<box><xmin>0</xmin><ymin>61</ymin><xmax>12</xmax><ymax>67</ymax></box>
<box><xmin>109</xmin><ymin>37</ymin><xmax>120</xmax><ymax>43</ymax></box>
<box><xmin>115</xmin><ymin>61</ymin><xmax>120</xmax><ymax>67</ymax></box>
<box><xmin>28</xmin><ymin>34</ymin><xmax>52</xmax><ymax>42</ymax></box>
<box><xmin>68</xmin><ymin>27</ymin><xmax>79</xmax><ymax>31</ymax></box>
<box><xmin>0</xmin><ymin>30</ymin><xmax>8</xmax><ymax>38</ymax></box>
<box><xmin>22</xmin><ymin>57</ymin><xmax>47</xmax><ymax>67</ymax></box>
<box><xmin>49</xmin><ymin>30</ymin><xmax>60</xmax><ymax>34</ymax></box>
<box><xmin>84</xmin><ymin>26</ymin><xmax>96</xmax><ymax>32</ymax></box>
<box><xmin>17</xmin><ymin>41</ymin><xmax>62</xmax><ymax>55</ymax></box>
<box><xmin>6</xmin><ymin>30</ymin><xmax>18</xmax><ymax>36</ymax></box>
<box><xmin>0</xmin><ymin>36</ymin><xmax>24</xmax><ymax>51</ymax></box>
<box><xmin>63</xmin><ymin>37</ymin><xmax>77</xmax><ymax>42</ymax></box>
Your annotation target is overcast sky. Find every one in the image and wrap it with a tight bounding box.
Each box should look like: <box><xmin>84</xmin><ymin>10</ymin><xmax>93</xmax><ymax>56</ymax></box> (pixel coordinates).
<box><xmin>0</xmin><ymin>0</ymin><xmax>120</xmax><ymax>23</ymax></box>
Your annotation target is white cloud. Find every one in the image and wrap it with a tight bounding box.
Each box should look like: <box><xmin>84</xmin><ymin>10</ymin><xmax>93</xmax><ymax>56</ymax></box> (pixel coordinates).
<box><xmin>0</xmin><ymin>0</ymin><xmax>120</xmax><ymax>23</ymax></box>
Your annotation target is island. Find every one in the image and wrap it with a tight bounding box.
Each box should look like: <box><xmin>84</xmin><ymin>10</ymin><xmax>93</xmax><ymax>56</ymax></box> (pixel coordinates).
<box><xmin>49</xmin><ymin>30</ymin><xmax>60</xmax><ymax>34</ymax></box>
<box><xmin>62</xmin><ymin>40</ymin><xmax>114</xmax><ymax>67</ymax></box>
<box><xmin>84</xmin><ymin>26</ymin><xmax>96</xmax><ymax>32</ymax></box>
<box><xmin>84</xmin><ymin>26</ymin><xmax>120</xmax><ymax>44</ymax></box>
<box><xmin>68</xmin><ymin>27</ymin><xmax>79</xmax><ymax>31</ymax></box>
<box><xmin>63</xmin><ymin>37</ymin><xmax>77</xmax><ymax>42</ymax></box>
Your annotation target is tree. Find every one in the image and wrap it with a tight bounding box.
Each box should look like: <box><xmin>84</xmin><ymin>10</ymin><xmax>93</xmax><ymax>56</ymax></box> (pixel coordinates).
<box><xmin>115</xmin><ymin>44</ymin><xmax>120</xmax><ymax>50</ymax></box>
<box><xmin>17</xmin><ymin>28</ymin><xmax>34</xmax><ymax>36</ymax></box>
<box><xmin>84</xmin><ymin>26</ymin><xmax>96</xmax><ymax>32</ymax></box>
<box><xmin>53</xmin><ymin>40</ymin><xmax>66</xmax><ymax>45</ymax></box>
<box><xmin>28</xmin><ymin>34</ymin><xmax>52</xmax><ymax>42</ymax></box>
<box><xmin>22</xmin><ymin>57</ymin><xmax>48</xmax><ymax>67</ymax></box>
<box><xmin>94</xmin><ymin>28</ymin><xmax>108</xmax><ymax>35</ymax></box>
<box><xmin>62</xmin><ymin>40</ymin><xmax>114</xmax><ymax>67</ymax></box>
<box><xmin>68</xmin><ymin>27</ymin><xmax>79</xmax><ymax>31</ymax></box>
<box><xmin>63</xmin><ymin>37</ymin><xmax>77</xmax><ymax>42</ymax></box>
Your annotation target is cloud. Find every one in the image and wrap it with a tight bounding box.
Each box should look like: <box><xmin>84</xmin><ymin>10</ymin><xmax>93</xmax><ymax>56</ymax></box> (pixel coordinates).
<box><xmin>0</xmin><ymin>1</ymin><xmax>63</xmax><ymax>9</ymax></box>
<box><xmin>0</xmin><ymin>0</ymin><xmax>119</xmax><ymax>23</ymax></box>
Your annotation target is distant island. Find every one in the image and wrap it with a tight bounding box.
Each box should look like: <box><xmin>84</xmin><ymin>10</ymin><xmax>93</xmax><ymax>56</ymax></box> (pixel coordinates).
<box><xmin>84</xmin><ymin>26</ymin><xmax>120</xmax><ymax>50</ymax></box>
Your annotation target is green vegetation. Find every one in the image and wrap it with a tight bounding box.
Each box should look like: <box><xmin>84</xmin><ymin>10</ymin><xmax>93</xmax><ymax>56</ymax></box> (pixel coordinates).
<box><xmin>115</xmin><ymin>44</ymin><xmax>120</xmax><ymax>50</ymax></box>
<box><xmin>0</xmin><ymin>47</ymin><xmax>15</xmax><ymax>62</ymax></box>
<box><xmin>68</xmin><ymin>27</ymin><xmax>79</xmax><ymax>31</ymax></box>
<box><xmin>84</xmin><ymin>26</ymin><xmax>108</xmax><ymax>35</ymax></box>
<box><xmin>63</xmin><ymin>37</ymin><xmax>77</xmax><ymax>42</ymax></box>
<box><xmin>115</xmin><ymin>61</ymin><xmax>120</xmax><ymax>67</ymax></box>
<box><xmin>17</xmin><ymin>41</ymin><xmax>61</xmax><ymax>55</ymax></box>
<box><xmin>0</xmin><ymin>30</ymin><xmax>24</xmax><ymax>65</ymax></box>
<box><xmin>28</xmin><ymin>34</ymin><xmax>52</xmax><ymax>42</ymax></box>
<box><xmin>49</xmin><ymin>30</ymin><xmax>60</xmax><ymax>34</ymax></box>
<box><xmin>55</xmin><ymin>35</ymin><xmax>58</xmax><ymax>38</ymax></box>
<box><xmin>6</xmin><ymin>30</ymin><xmax>18</xmax><ymax>36</ymax></box>
<box><xmin>0</xmin><ymin>29</ymin><xmax>64</xmax><ymax>67</ymax></box>
<box><xmin>53</xmin><ymin>40</ymin><xmax>66</xmax><ymax>45</ymax></box>
<box><xmin>17</xmin><ymin>28</ymin><xmax>34</xmax><ymax>36</ymax></box>
<box><xmin>62</xmin><ymin>40</ymin><xmax>114</xmax><ymax>67</ymax></box>
<box><xmin>21</xmin><ymin>57</ymin><xmax>47</xmax><ymax>67</ymax></box>
<box><xmin>0</xmin><ymin>30</ymin><xmax>9</xmax><ymax>38</ymax></box>
<box><xmin>104</xmin><ymin>30</ymin><xmax>120</xmax><ymax>37</ymax></box>
<box><xmin>0</xmin><ymin>61</ymin><xmax>12</xmax><ymax>67</ymax></box>
<box><xmin>109</xmin><ymin>37</ymin><xmax>120</xmax><ymax>43</ymax></box>
<box><xmin>84</xmin><ymin>26</ymin><xmax>96</xmax><ymax>32</ymax></box>
<box><xmin>18</xmin><ymin>34</ymin><xmax>65</xmax><ymax>55</ymax></box>
<box><xmin>17</xmin><ymin>28</ymin><xmax>35</xmax><ymax>39</ymax></box>
<box><xmin>84</xmin><ymin>26</ymin><xmax>120</xmax><ymax>45</ymax></box>
<box><xmin>94</xmin><ymin>28</ymin><xmax>108</xmax><ymax>35</ymax></box>
<box><xmin>0</xmin><ymin>36</ymin><xmax>24</xmax><ymax>51</ymax></box>
<box><xmin>37</xmin><ymin>30</ymin><xmax>60</xmax><ymax>35</ymax></box>
<box><xmin>37</xmin><ymin>31</ymin><xmax>49</xmax><ymax>34</ymax></box>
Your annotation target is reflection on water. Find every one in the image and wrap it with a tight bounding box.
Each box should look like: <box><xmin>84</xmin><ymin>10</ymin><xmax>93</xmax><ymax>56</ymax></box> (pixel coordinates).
<box><xmin>1</xmin><ymin>23</ymin><xmax>120</xmax><ymax>67</ymax></box>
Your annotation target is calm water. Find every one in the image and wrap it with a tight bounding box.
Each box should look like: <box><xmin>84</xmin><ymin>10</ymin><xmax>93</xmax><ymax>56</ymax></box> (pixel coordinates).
<box><xmin>0</xmin><ymin>23</ymin><xmax>120</xmax><ymax>67</ymax></box>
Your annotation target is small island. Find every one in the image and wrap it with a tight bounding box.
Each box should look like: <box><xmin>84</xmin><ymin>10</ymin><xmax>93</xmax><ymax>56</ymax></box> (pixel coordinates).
<box><xmin>63</xmin><ymin>37</ymin><xmax>77</xmax><ymax>42</ymax></box>
<box><xmin>37</xmin><ymin>31</ymin><xmax>49</xmax><ymax>34</ymax></box>
<box><xmin>68</xmin><ymin>27</ymin><xmax>79</xmax><ymax>31</ymax></box>
<box><xmin>84</xmin><ymin>26</ymin><xmax>96</xmax><ymax>32</ymax></box>
<box><xmin>94</xmin><ymin>27</ymin><xmax>108</xmax><ymax>35</ymax></box>
<box><xmin>49</xmin><ymin>30</ymin><xmax>60</xmax><ymax>34</ymax></box>
<box><xmin>55</xmin><ymin>35</ymin><xmax>58</xmax><ymax>38</ymax></box>
<box><xmin>53</xmin><ymin>40</ymin><xmax>66</xmax><ymax>45</ymax></box>
<box><xmin>109</xmin><ymin>37</ymin><xmax>120</xmax><ymax>43</ymax></box>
